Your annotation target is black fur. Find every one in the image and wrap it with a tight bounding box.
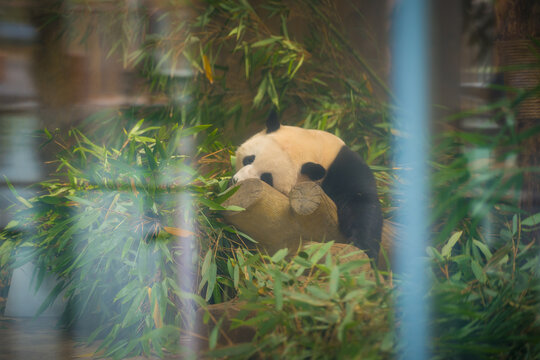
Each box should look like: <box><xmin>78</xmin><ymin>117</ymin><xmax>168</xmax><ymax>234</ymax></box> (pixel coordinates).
<box><xmin>243</xmin><ymin>155</ymin><xmax>255</xmax><ymax>166</ymax></box>
<box><xmin>321</xmin><ymin>146</ymin><xmax>382</xmax><ymax>260</ymax></box>
<box><xmin>260</xmin><ymin>172</ymin><xmax>273</xmax><ymax>186</ymax></box>
<box><xmin>301</xmin><ymin>162</ymin><xmax>326</xmax><ymax>181</ymax></box>
<box><xmin>266</xmin><ymin>110</ymin><xmax>280</xmax><ymax>133</ymax></box>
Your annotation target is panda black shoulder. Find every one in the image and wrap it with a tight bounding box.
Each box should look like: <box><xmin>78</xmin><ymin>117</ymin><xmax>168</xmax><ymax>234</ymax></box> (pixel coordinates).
<box><xmin>323</xmin><ymin>146</ymin><xmax>378</xmax><ymax>198</ymax></box>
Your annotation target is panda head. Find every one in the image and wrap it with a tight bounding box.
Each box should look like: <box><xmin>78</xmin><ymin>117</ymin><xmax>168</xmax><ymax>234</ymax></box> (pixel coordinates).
<box><xmin>232</xmin><ymin>112</ymin><xmax>298</xmax><ymax>194</ymax></box>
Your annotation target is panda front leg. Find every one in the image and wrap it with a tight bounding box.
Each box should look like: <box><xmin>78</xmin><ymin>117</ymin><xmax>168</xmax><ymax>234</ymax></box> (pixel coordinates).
<box><xmin>319</xmin><ymin>146</ymin><xmax>383</xmax><ymax>260</ymax></box>
<box><xmin>334</xmin><ymin>194</ymin><xmax>383</xmax><ymax>260</ymax></box>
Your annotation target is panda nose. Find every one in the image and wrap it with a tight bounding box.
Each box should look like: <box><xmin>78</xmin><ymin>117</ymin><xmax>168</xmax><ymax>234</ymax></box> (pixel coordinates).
<box><xmin>228</xmin><ymin>176</ymin><xmax>238</xmax><ymax>188</ymax></box>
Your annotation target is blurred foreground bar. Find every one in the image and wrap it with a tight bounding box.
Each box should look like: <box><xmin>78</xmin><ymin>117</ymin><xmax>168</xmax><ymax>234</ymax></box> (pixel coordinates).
<box><xmin>392</xmin><ymin>0</ymin><xmax>430</xmax><ymax>359</ymax></box>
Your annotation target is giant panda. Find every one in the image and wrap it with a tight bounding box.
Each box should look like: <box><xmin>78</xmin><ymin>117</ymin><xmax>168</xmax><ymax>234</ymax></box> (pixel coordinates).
<box><xmin>232</xmin><ymin>111</ymin><xmax>383</xmax><ymax>260</ymax></box>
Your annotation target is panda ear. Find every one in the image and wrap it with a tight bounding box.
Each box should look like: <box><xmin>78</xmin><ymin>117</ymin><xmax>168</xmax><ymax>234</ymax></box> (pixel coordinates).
<box><xmin>301</xmin><ymin>162</ymin><xmax>326</xmax><ymax>181</ymax></box>
<box><xmin>266</xmin><ymin>109</ymin><xmax>280</xmax><ymax>133</ymax></box>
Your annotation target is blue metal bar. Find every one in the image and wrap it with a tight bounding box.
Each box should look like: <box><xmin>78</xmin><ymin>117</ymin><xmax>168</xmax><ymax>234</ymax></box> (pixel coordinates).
<box><xmin>392</xmin><ymin>1</ymin><xmax>430</xmax><ymax>359</ymax></box>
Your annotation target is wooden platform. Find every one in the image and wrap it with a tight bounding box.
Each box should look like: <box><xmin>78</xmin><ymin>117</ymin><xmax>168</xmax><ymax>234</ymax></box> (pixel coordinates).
<box><xmin>0</xmin><ymin>316</ymin><xmax>93</xmax><ymax>359</ymax></box>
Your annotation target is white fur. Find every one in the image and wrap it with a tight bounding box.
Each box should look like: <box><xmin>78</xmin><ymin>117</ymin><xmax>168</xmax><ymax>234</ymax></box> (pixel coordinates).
<box><xmin>234</xmin><ymin>135</ymin><xmax>297</xmax><ymax>193</ymax></box>
<box><xmin>233</xmin><ymin>125</ymin><xmax>344</xmax><ymax>194</ymax></box>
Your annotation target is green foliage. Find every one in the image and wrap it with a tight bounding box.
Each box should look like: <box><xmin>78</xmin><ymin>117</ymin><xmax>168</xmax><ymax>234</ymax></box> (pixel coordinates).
<box><xmin>430</xmin><ymin>83</ymin><xmax>540</xmax><ymax>246</ymax></box>
<box><xmin>184</xmin><ymin>0</ymin><xmax>392</xmax><ymax>150</ymax></box>
<box><xmin>0</xmin><ymin>120</ymin><xmax>237</xmax><ymax>358</ymax></box>
<box><xmin>77</xmin><ymin>0</ymin><xmax>394</xmax><ymax>205</ymax></box>
<box><xmin>1</xmin><ymin>1</ymin><xmax>396</xmax><ymax>357</ymax></box>
<box><xmin>428</xmin><ymin>221</ymin><xmax>540</xmax><ymax>359</ymax></box>
<box><xmin>425</xmin><ymin>45</ymin><xmax>540</xmax><ymax>359</ymax></box>
<box><xmin>206</xmin><ymin>243</ymin><xmax>395</xmax><ymax>359</ymax></box>
<box><xmin>1</xmin><ymin>0</ymin><xmax>539</xmax><ymax>359</ymax></box>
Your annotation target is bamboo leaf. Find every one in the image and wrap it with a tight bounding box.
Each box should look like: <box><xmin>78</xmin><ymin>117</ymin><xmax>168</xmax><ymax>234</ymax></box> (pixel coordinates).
<box><xmin>471</xmin><ymin>260</ymin><xmax>486</xmax><ymax>283</ymax></box>
<box><xmin>209</xmin><ymin>318</ymin><xmax>223</xmax><ymax>350</ymax></box>
<box><xmin>442</xmin><ymin>231</ymin><xmax>463</xmax><ymax>258</ymax></box>
<box><xmin>199</xmin><ymin>197</ymin><xmax>228</xmax><ymax>211</ymax></box>
<box><xmin>290</xmin><ymin>54</ymin><xmax>304</xmax><ymax>79</ymax></box>
<box><xmin>65</xmin><ymin>195</ymin><xmax>97</xmax><ymax>207</ymax></box>
<box><xmin>127</xmin><ymin>119</ymin><xmax>145</xmax><ymax>138</ymax></box>
<box><xmin>180</xmin><ymin>124</ymin><xmax>212</xmax><ymax>137</ymax></box>
<box><xmin>473</xmin><ymin>239</ymin><xmax>492</xmax><ymax>260</ymax></box>
<box><xmin>202</xmin><ymin>54</ymin><xmax>214</xmax><ymax>84</ymax></box>
<box><xmin>306</xmin><ymin>285</ymin><xmax>331</xmax><ymax>301</ymax></box>
<box><xmin>285</xmin><ymin>291</ymin><xmax>330</xmax><ymax>307</ymax></box>
<box><xmin>271</xmin><ymin>248</ymin><xmax>288</xmax><ymax>263</ymax></box>
<box><xmin>206</xmin><ymin>261</ymin><xmax>217</xmax><ymax>301</ymax></box>
<box><xmin>522</xmin><ymin>213</ymin><xmax>540</xmax><ymax>227</ymax></box>
<box><xmin>3</xmin><ymin>176</ymin><xmax>33</xmax><ymax>208</ymax></box>
<box><xmin>155</xmin><ymin>138</ymin><xmax>167</xmax><ymax>160</ymax></box>
<box><xmin>426</xmin><ymin>246</ymin><xmax>444</xmax><ymax>261</ymax></box>
<box><xmin>244</xmin><ymin>42</ymin><xmax>250</xmax><ymax>79</ymax></box>
<box><xmin>253</xmin><ymin>75</ymin><xmax>268</xmax><ymax>107</ymax></box>
<box><xmin>266</xmin><ymin>73</ymin><xmax>279</xmax><ymax>108</ymax></box>
<box><xmin>234</xmin><ymin>263</ymin><xmax>239</xmax><ymax>288</ymax></box>
<box><xmin>162</xmin><ymin>226</ymin><xmax>195</xmax><ymax>238</ymax></box>
<box><xmin>252</xmin><ymin>36</ymin><xmax>281</xmax><ymax>48</ymax></box>
<box><xmin>150</xmin><ymin>284</ymin><xmax>163</xmax><ymax>329</ymax></box>
<box><xmin>329</xmin><ymin>265</ymin><xmax>339</xmax><ymax>296</ymax></box>
<box><xmin>143</xmin><ymin>143</ymin><xmax>157</xmax><ymax>170</ymax></box>
<box><xmin>273</xmin><ymin>271</ymin><xmax>283</xmax><ymax>310</ymax></box>
<box><xmin>308</xmin><ymin>241</ymin><xmax>334</xmax><ymax>264</ymax></box>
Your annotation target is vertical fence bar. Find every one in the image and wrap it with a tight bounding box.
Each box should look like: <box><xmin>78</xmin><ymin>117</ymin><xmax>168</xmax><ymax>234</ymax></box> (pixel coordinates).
<box><xmin>392</xmin><ymin>0</ymin><xmax>430</xmax><ymax>359</ymax></box>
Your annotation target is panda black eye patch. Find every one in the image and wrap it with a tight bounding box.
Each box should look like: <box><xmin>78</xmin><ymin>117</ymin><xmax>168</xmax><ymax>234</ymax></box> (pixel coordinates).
<box><xmin>243</xmin><ymin>155</ymin><xmax>255</xmax><ymax>166</ymax></box>
<box><xmin>260</xmin><ymin>172</ymin><xmax>273</xmax><ymax>186</ymax></box>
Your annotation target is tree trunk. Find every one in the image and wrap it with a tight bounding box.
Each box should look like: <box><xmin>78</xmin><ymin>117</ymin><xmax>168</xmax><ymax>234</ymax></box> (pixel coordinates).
<box><xmin>494</xmin><ymin>0</ymin><xmax>540</xmax><ymax>241</ymax></box>
<box><xmin>222</xmin><ymin>179</ymin><xmax>394</xmax><ymax>268</ymax></box>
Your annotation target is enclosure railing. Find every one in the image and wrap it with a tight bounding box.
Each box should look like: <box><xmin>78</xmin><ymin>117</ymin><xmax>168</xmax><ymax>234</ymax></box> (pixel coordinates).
<box><xmin>392</xmin><ymin>1</ymin><xmax>430</xmax><ymax>359</ymax></box>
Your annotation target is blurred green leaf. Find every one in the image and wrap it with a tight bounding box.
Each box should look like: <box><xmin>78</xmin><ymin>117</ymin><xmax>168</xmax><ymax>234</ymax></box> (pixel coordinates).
<box><xmin>470</xmin><ymin>259</ymin><xmax>486</xmax><ymax>284</ymax></box>
<box><xmin>271</xmin><ymin>248</ymin><xmax>288</xmax><ymax>263</ymax></box>
<box><xmin>522</xmin><ymin>213</ymin><xmax>540</xmax><ymax>227</ymax></box>
<box><xmin>442</xmin><ymin>231</ymin><xmax>462</xmax><ymax>258</ymax></box>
